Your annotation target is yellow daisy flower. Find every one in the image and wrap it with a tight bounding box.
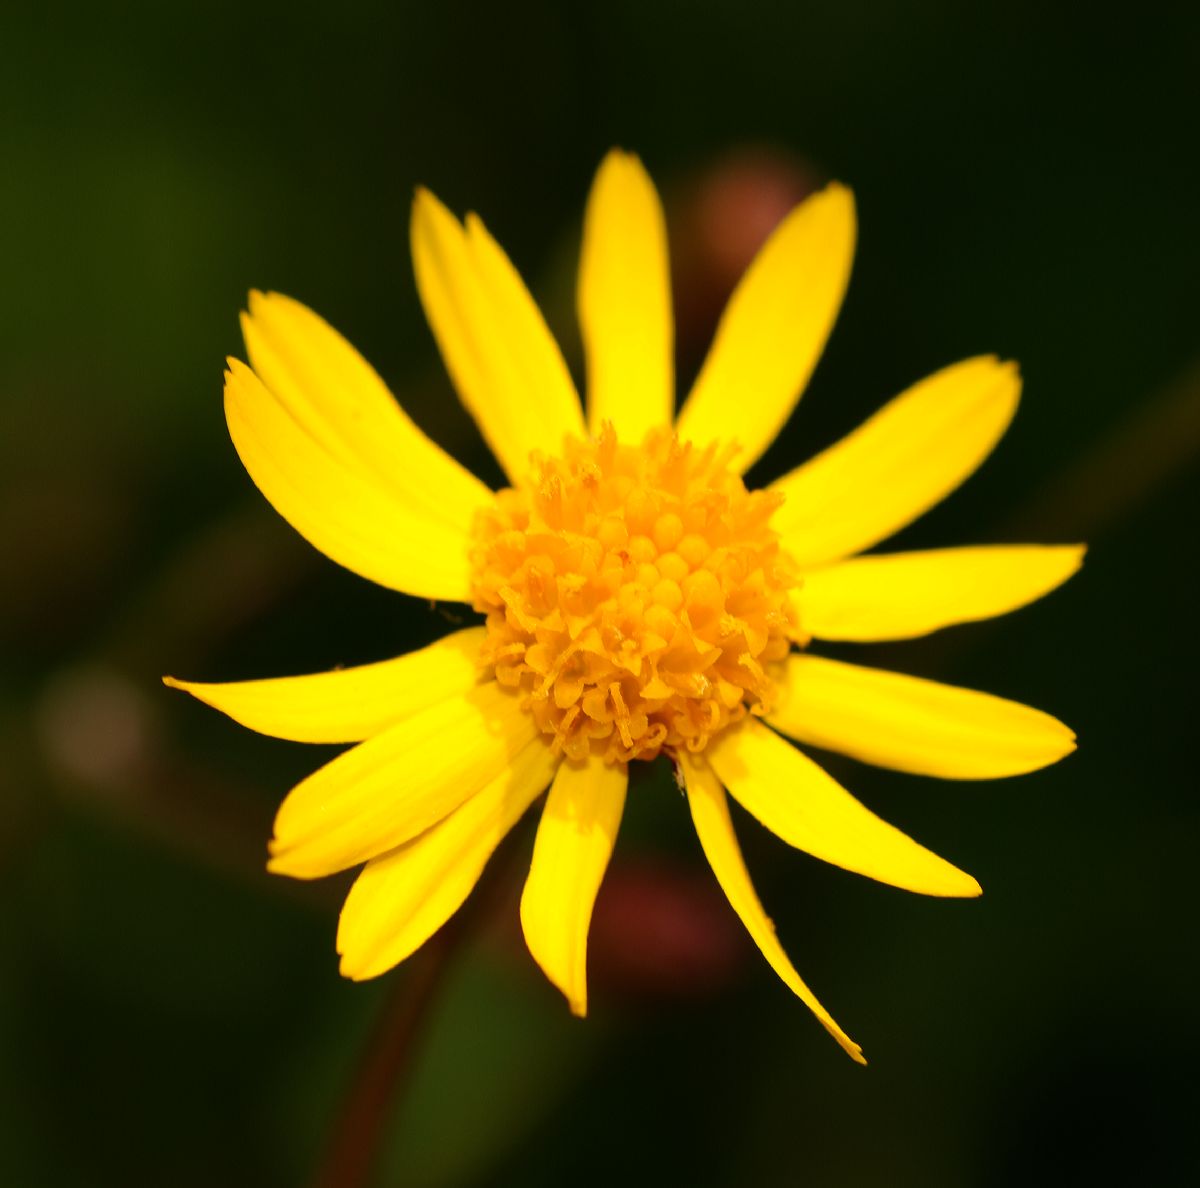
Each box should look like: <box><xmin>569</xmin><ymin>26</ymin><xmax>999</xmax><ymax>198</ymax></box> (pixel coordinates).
<box><xmin>166</xmin><ymin>151</ymin><xmax>1082</xmax><ymax>1063</ymax></box>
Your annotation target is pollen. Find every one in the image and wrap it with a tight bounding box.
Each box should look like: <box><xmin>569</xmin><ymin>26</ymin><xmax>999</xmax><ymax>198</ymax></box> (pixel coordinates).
<box><xmin>469</xmin><ymin>425</ymin><xmax>805</xmax><ymax>764</ymax></box>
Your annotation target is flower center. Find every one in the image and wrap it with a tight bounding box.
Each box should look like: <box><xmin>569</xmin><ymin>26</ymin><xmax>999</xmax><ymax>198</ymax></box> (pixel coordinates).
<box><xmin>469</xmin><ymin>425</ymin><xmax>804</xmax><ymax>764</ymax></box>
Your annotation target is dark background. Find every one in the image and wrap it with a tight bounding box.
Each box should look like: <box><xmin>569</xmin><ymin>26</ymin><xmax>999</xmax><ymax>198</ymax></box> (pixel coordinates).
<box><xmin>2</xmin><ymin>1</ymin><xmax>1197</xmax><ymax>1184</ymax></box>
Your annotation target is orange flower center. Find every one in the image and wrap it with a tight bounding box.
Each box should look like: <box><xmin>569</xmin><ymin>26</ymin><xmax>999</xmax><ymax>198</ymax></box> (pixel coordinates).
<box><xmin>469</xmin><ymin>425</ymin><xmax>804</xmax><ymax>764</ymax></box>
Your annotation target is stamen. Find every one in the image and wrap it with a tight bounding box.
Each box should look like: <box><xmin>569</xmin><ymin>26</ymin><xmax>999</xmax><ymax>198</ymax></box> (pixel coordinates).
<box><xmin>469</xmin><ymin>425</ymin><xmax>804</xmax><ymax>763</ymax></box>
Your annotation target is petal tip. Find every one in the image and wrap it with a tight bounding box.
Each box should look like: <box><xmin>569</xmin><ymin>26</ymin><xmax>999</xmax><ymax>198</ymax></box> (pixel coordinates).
<box><xmin>337</xmin><ymin>953</ymin><xmax>375</xmax><ymax>982</ymax></box>
<box><xmin>265</xmin><ymin>848</ymin><xmax>311</xmax><ymax>880</ymax></box>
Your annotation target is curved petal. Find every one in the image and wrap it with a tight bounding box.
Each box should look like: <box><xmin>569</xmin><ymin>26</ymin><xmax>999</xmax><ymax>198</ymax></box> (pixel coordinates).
<box><xmin>241</xmin><ymin>290</ymin><xmax>493</xmax><ymax>534</ymax></box>
<box><xmin>675</xmin><ymin>183</ymin><xmax>855</xmax><ymax>473</ymax></box>
<box><xmin>579</xmin><ymin>150</ymin><xmax>674</xmax><ymax>440</ymax></box>
<box><xmin>520</xmin><ymin>757</ymin><xmax>627</xmax><ymax>1016</ymax></box>
<box><xmin>411</xmin><ymin>188</ymin><xmax>585</xmax><ymax>482</ymax></box>
<box><xmin>337</xmin><ymin>737</ymin><xmax>559</xmax><ymax>980</ymax></box>
<box><xmin>707</xmin><ymin>717</ymin><xmax>980</xmax><ymax>898</ymax></box>
<box><xmin>163</xmin><ymin>626</ymin><xmax>485</xmax><ymax>744</ymax></box>
<box><xmin>772</xmin><ymin>356</ymin><xmax>1021</xmax><ymax>568</ymax></box>
<box><xmin>680</xmin><ymin>751</ymin><xmax>864</xmax><ymax>1063</ymax></box>
<box><xmin>267</xmin><ymin>680</ymin><xmax>537</xmax><ymax>879</ymax></box>
<box><xmin>767</xmin><ymin>654</ymin><xmax>1077</xmax><ymax>779</ymax></box>
<box><xmin>224</xmin><ymin>359</ymin><xmax>475</xmax><ymax>600</ymax></box>
<box><xmin>798</xmin><ymin>545</ymin><xmax>1086</xmax><ymax>641</ymax></box>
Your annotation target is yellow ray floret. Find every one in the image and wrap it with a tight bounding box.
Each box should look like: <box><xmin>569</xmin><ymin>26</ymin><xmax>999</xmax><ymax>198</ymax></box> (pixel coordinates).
<box><xmin>240</xmin><ymin>290</ymin><xmax>492</xmax><ymax>534</ymax></box>
<box><xmin>772</xmin><ymin>356</ymin><xmax>1021</xmax><ymax>568</ymax></box>
<box><xmin>223</xmin><ymin>358</ymin><xmax>477</xmax><ymax>601</ymax></box>
<box><xmin>767</xmin><ymin>654</ymin><xmax>1077</xmax><ymax>779</ymax></box>
<box><xmin>338</xmin><ymin>738</ymin><xmax>560</xmax><ymax>980</ymax></box>
<box><xmin>708</xmin><ymin>717</ymin><xmax>982</xmax><ymax>898</ymax></box>
<box><xmin>268</xmin><ymin>681</ymin><xmax>536</xmax><ymax>880</ymax></box>
<box><xmin>680</xmin><ymin>751</ymin><xmax>865</xmax><ymax>1064</ymax></box>
<box><xmin>675</xmin><ymin>181</ymin><xmax>856</xmax><ymax>473</ymax></box>
<box><xmin>411</xmin><ymin>188</ymin><xmax>585</xmax><ymax>482</ymax></box>
<box><xmin>797</xmin><ymin>544</ymin><xmax>1086</xmax><ymax>641</ymax></box>
<box><xmin>521</xmin><ymin>758</ymin><xmax>628</xmax><ymax>1016</ymax></box>
<box><xmin>579</xmin><ymin>150</ymin><xmax>674</xmax><ymax>440</ymax></box>
<box><xmin>164</xmin><ymin>626</ymin><xmax>486</xmax><ymax>744</ymax></box>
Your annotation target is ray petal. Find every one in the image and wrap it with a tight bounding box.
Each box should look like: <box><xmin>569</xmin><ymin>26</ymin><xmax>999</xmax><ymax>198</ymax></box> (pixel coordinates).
<box><xmin>579</xmin><ymin>150</ymin><xmax>674</xmax><ymax>440</ymax></box>
<box><xmin>680</xmin><ymin>750</ymin><xmax>864</xmax><ymax>1063</ymax></box>
<box><xmin>224</xmin><ymin>359</ymin><xmax>475</xmax><ymax>600</ymax></box>
<box><xmin>520</xmin><ymin>757</ymin><xmax>627</xmax><ymax>1016</ymax></box>
<box><xmin>411</xmin><ymin>188</ymin><xmax>585</xmax><ymax>482</ymax></box>
<box><xmin>675</xmin><ymin>183</ymin><xmax>855</xmax><ymax>472</ymax></box>
<box><xmin>164</xmin><ymin>626</ymin><xmax>485</xmax><ymax>744</ymax></box>
<box><xmin>798</xmin><ymin>545</ymin><xmax>1086</xmax><ymax>641</ymax></box>
<box><xmin>241</xmin><ymin>290</ymin><xmax>493</xmax><ymax>534</ymax></box>
<box><xmin>772</xmin><ymin>356</ymin><xmax>1020</xmax><ymax>568</ymax></box>
<box><xmin>707</xmin><ymin>718</ymin><xmax>981</xmax><ymax>897</ymax></box>
<box><xmin>767</xmin><ymin>654</ymin><xmax>1077</xmax><ymax>778</ymax></box>
<box><xmin>337</xmin><ymin>738</ymin><xmax>558</xmax><ymax>980</ymax></box>
<box><xmin>267</xmin><ymin>681</ymin><xmax>536</xmax><ymax>879</ymax></box>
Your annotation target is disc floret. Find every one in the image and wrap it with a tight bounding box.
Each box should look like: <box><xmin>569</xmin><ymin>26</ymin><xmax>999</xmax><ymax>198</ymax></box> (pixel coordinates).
<box><xmin>470</xmin><ymin>426</ymin><xmax>804</xmax><ymax>763</ymax></box>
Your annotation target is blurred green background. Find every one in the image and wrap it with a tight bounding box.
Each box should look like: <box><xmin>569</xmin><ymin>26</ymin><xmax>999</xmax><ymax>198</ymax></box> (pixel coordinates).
<box><xmin>2</xmin><ymin>1</ymin><xmax>1197</xmax><ymax>1184</ymax></box>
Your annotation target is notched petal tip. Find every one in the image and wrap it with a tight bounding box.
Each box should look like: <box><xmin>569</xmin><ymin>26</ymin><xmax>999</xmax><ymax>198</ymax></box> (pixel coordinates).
<box><xmin>411</xmin><ymin>184</ymin><xmax>453</xmax><ymax>226</ymax></box>
<box><xmin>336</xmin><ymin>951</ymin><xmax>377</xmax><ymax>983</ymax></box>
<box><xmin>161</xmin><ymin>674</ymin><xmax>209</xmax><ymax>701</ymax></box>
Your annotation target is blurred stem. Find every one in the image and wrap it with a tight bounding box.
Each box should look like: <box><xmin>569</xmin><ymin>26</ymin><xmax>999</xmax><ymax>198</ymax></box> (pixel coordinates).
<box><xmin>307</xmin><ymin>821</ymin><xmax>532</xmax><ymax>1188</ymax></box>
<box><xmin>1004</xmin><ymin>356</ymin><xmax>1200</xmax><ymax>540</ymax></box>
<box><xmin>309</xmin><ymin>923</ymin><xmax>461</xmax><ymax>1188</ymax></box>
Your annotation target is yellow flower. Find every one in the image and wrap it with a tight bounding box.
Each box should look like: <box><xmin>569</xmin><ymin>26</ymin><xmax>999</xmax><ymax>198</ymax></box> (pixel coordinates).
<box><xmin>165</xmin><ymin>151</ymin><xmax>1082</xmax><ymax>1063</ymax></box>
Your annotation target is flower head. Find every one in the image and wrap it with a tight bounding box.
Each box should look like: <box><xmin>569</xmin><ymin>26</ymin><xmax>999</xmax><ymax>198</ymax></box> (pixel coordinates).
<box><xmin>165</xmin><ymin>151</ymin><xmax>1082</xmax><ymax>1063</ymax></box>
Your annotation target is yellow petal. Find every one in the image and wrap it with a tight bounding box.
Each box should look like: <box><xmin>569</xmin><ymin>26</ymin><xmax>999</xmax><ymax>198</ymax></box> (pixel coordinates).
<box><xmin>411</xmin><ymin>188</ymin><xmax>585</xmax><ymax>482</ymax></box>
<box><xmin>267</xmin><ymin>681</ymin><xmax>536</xmax><ymax>880</ymax></box>
<box><xmin>241</xmin><ymin>290</ymin><xmax>493</xmax><ymax>535</ymax></box>
<box><xmin>798</xmin><ymin>545</ymin><xmax>1086</xmax><ymax>641</ymax></box>
<box><xmin>767</xmin><ymin>654</ymin><xmax>1077</xmax><ymax>779</ymax></box>
<box><xmin>520</xmin><ymin>757</ymin><xmax>627</xmax><ymax>1017</ymax></box>
<box><xmin>679</xmin><ymin>751</ymin><xmax>864</xmax><ymax>1064</ymax></box>
<box><xmin>224</xmin><ymin>359</ymin><xmax>475</xmax><ymax>600</ymax></box>
<box><xmin>675</xmin><ymin>183</ymin><xmax>856</xmax><ymax>473</ymax></box>
<box><xmin>707</xmin><ymin>718</ymin><xmax>981</xmax><ymax>898</ymax></box>
<box><xmin>772</xmin><ymin>356</ymin><xmax>1020</xmax><ymax>568</ymax></box>
<box><xmin>163</xmin><ymin>626</ymin><xmax>485</xmax><ymax>744</ymax></box>
<box><xmin>579</xmin><ymin>150</ymin><xmax>674</xmax><ymax>440</ymax></box>
<box><xmin>337</xmin><ymin>738</ymin><xmax>559</xmax><ymax>980</ymax></box>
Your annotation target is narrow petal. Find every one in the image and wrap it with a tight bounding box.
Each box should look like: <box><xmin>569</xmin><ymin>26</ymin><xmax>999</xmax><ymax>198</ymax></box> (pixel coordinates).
<box><xmin>163</xmin><ymin>626</ymin><xmax>485</xmax><ymax>744</ymax></box>
<box><xmin>675</xmin><ymin>183</ymin><xmax>856</xmax><ymax>473</ymax></box>
<box><xmin>578</xmin><ymin>150</ymin><xmax>674</xmax><ymax>440</ymax></box>
<box><xmin>241</xmin><ymin>291</ymin><xmax>493</xmax><ymax>534</ymax></box>
<box><xmin>772</xmin><ymin>356</ymin><xmax>1020</xmax><ymax>568</ymax></box>
<box><xmin>707</xmin><ymin>717</ymin><xmax>981</xmax><ymax>898</ymax></box>
<box><xmin>767</xmin><ymin>654</ymin><xmax>1077</xmax><ymax>779</ymax></box>
<box><xmin>267</xmin><ymin>680</ymin><xmax>537</xmax><ymax>879</ymax></box>
<box><xmin>224</xmin><ymin>359</ymin><xmax>475</xmax><ymax>600</ymax></box>
<box><xmin>411</xmin><ymin>188</ymin><xmax>585</xmax><ymax>482</ymax></box>
<box><xmin>520</xmin><ymin>758</ymin><xmax>627</xmax><ymax>1016</ymax></box>
<box><xmin>680</xmin><ymin>751</ymin><xmax>864</xmax><ymax>1064</ymax></box>
<box><xmin>798</xmin><ymin>545</ymin><xmax>1086</xmax><ymax>642</ymax></box>
<box><xmin>337</xmin><ymin>737</ymin><xmax>559</xmax><ymax>980</ymax></box>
